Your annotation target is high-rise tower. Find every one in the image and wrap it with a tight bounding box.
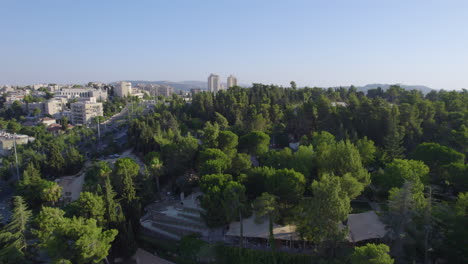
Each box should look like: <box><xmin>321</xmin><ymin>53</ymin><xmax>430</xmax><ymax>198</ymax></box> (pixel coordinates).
<box><xmin>227</xmin><ymin>75</ymin><xmax>237</xmax><ymax>88</ymax></box>
<box><xmin>208</xmin><ymin>74</ymin><xmax>220</xmax><ymax>93</ymax></box>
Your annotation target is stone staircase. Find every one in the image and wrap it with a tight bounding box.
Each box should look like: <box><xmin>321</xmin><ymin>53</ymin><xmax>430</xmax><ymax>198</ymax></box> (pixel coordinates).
<box><xmin>141</xmin><ymin>206</ymin><xmax>208</xmax><ymax>240</ymax></box>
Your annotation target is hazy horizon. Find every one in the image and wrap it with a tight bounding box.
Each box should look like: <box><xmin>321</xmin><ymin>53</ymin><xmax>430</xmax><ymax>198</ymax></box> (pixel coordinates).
<box><xmin>1</xmin><ymin>0</ymin><xmax>467</xmax><ymax>90</ymax></box>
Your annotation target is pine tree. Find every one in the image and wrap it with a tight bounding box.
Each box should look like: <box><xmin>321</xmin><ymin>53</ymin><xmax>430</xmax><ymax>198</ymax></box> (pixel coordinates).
<box><xmin>384</xmin><ymin>106</ymin><xmax>405</xmax><ymax>161</ymax></box>
<box><xmin>103</xmin><ymin>177</ymin><xmax>124</xmax><ymax>226</ymax></box>
<box><xmin>0</xmin><ymin>196</ymin><xmax>32</xmax><ymax>262</ymax></box>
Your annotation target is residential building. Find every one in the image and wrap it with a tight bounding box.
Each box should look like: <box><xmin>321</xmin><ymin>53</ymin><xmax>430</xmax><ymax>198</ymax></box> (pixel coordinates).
<box><xmin>157</xmin><ymin>85</ymin><xmax>173</xmax><ymax>97</ymax></box>
<box><xmin>25</xmin><ymin>102</ymin><xmax>45</xmax><ymax>116</ymax></box>
<box><xmin>208</xmin><ymin>74</ymin><xmax>220</xmax><ymax>93</ymax></box>
<box><xmin>45</xmin><ymin>98</ymin><xmax>67</xmax><ymax>117</ymax></box>
<box><xmin>0</xmin><ymin>131</ymin><xmax>35</xmax><ymax>156</ymax></box>
<box><xmin>227</xmin><ymin>75</ymin><xmax>238</xmax><ymax>88</ymax></box>
<box><xmin>40</xmin><ymin>117</ymin><xmax>56</xmax><ymax>126</ymax></box>
<box><xmin>115</xmin><ymin>81</ymin><xmax>132</xmax><ymax>97</ymax></box>
<box><xmin>56</xmin><ymin>87</ymin><xmax>108</xmax><ymax>101</ymax></box>
<box><xmin>32</xmin><ymin>84</ymin><xmax>47</xmax><ymax>90</ymax></box>
<box><xmin>190</xmin><ymin>88</ymin><xmax>201</xmax><ymax>97</ymax></box>
<box><xmin>70</xmin><ymin>99</ymin><xmax>103</xmax><ymax>125</ymax></box>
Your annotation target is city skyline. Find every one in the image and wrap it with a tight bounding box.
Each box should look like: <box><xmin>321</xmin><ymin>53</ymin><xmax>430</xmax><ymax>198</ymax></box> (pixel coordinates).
<box><xmin>1</xmin><ymin>1</ymin><xmax>468</xmax><ymax>90</ymax></box>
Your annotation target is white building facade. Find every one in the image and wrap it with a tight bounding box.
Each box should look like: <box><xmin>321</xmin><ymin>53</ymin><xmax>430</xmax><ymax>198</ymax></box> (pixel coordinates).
<box><xmin>227</xmin><ymin>75</ymin><xmax>237</xmax><ymax>88</ymax></box>
<box><xmin>115</xmin><ymin>81</ymin><xmax>132</xmax><ymax>97</ymax></box>
<box><xmin>208</xmin><ymin>74</ymin><xmax>220</xmax><ymax>94</ymax></box>
<box><xmin>70</xmin><ymin>99</ymin><xmax>103</xmax><ymax>125</ymax></box>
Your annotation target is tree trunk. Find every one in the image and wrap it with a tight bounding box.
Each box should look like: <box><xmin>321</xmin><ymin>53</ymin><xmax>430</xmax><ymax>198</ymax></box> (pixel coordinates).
<box><xmin>155</xmin><ymin>174</ymin><xmax>160</xmax><ymax>193</ymax></box>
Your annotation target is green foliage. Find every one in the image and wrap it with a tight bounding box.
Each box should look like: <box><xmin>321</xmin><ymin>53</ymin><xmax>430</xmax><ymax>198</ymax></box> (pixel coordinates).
<box><xmin>199</xmin><ymin>174</ymin><xmax>233</xmax><ymax>227</ymax></box>
<box><xmin>383</xmin><ymin>106</ymin><xmax>405</xmax><ymax>161</ymax></box>
<box><xmin>214</xmin><ymin>243</ymin><xmax>345</xmax><ymax>264</ymax></box>
<box><xmin>218</xmin><ymin>130</ymin><xmax>239</xmax><ymax>157</ymax></box>
<box><xmin>162</xmin><ymin>135</ymin><xmax>199</xmax><ymax>176</ymax></box>
<box><xmin>373</xmin><ymin>159</ymin><xmax>428</xmax><ymax>204</ymax></box>
<box><xmin>356</xmin><ymin>137</ymin><xmax>377</xmax><ymax>166</ymax></box>
<box><xmin>229</xmin><ymin>153</ymin><xmax>252</xmax><ymax>177</ymax></box>
<box><xmin>351</xmin><ymin>243</ymin><xmax>394</xmax><ymax>264</ymax></box>
<box><xmin>441</xmin><ymin>162</ymin><xmax>468</xmax><ymax>192</ymax></box>
<box><xmin>295</xmin><ymin>174</ymin><xmax>350</xmax><ymax>244</ymax></box>
<box><xmin>222</xmin><ymin>181</ymin><xmax>248</xmax><ymax>221</ymax></box>
<box><xmin>411</xmin><ymin>142</ymin><xmax>465</xmax><ymax>175</ymax></box>
<box><xmin>0</xmin><ymin>196</ymin><xmax>32</xmax><ymax>263</ymax></box>
<box><xmin>239</xmin><ymin>166</ymin><xmax>274</xmax><ymax>199</ymax></box>
<box><xmin>68</xmin><ymin>192</ymin><xmax>106</xmax><ymax>226</ymax></box>
<box><xmin>266</xmin><ymin>168</ymin><xmax>305</xmax><ymax>205</ymax></box>
<box><xmin>240</xmin><ymin>131</ymin><xmax>270</xmax><ymax>156</ymax></box>
<box><xmin>17</xmin><ymin>163</ymin><xmax>62</xmax><ymax>207</ymax></box>
<box><xmin>197</xmin><ymin>148</ymin><xmax>231</xmax><ymax>175</ymax></box>
<box><xmin>112</xmin><ymin>158</ymin><xmax>140</xmax><ymax>194</ymax></box>
<box><xmin>202</xmin><ymin>121</ymin><xmax>219</xmax><ymax>148</ymax></box>
<box><xmin>36</xmin><ymin>207</ymin><xmax>117</xmax><ymax>264</ymax></box>
<box><xmin>261</xmin><ymin>145</ymin><xmax>315</xmax><ymax>180</ymax></box>
<box><xmin>435</xmin><ymin>192</ymin><xmax>468</xmax><ymax>264</ymax></box>
<box><xmin>253</xmin><ymin>193</ymin><xmax>278</xmax><ymax>251</ymax></box>
<box><xmin>316</xmin><ymin>140</ymin><xmax>370</xmax><ymax>189</ymax></box>
<box><xmin>103</xmin><ymin>176</ymin><xmax>124</xmax><ymax>226</ymax></box>
<box><xmin>214</xmin><ymin>112</ymin><xmax>229</xmax><ymax>130</ymax></box>
<box><xmin>310</xmin><ymin>131</ymin><xmax>336</xmax><ymax>148</ymax></box>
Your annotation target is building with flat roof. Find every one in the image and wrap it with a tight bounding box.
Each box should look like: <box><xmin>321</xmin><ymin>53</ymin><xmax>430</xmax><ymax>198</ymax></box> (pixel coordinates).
<box><xmin>45</xmin><ymin>98</ymin><xmax>67</xmax><ymax>117</ymax></box>
<box><xmin>227</xmin><ymin>75</ymin><xmax>237</xmax><ymax>88</ymax></box>
<box><xmin>70</xmin><ymin>101</ymin><xmax>103</xmax><ymax>125</ymax></box>
<box><xmin>115</xmin><ymin>81</ymin><xmax>132</xmax><ymax>97</ymax></box>
<box><xmin>56</xmin><ymin>87</ymin><xmax>108</xmax><ymax>101</ymax></box>
<box><xmin>208</xmin><ymin>74</ymin><xmax>220</xmax><ymax>94</ymax></box>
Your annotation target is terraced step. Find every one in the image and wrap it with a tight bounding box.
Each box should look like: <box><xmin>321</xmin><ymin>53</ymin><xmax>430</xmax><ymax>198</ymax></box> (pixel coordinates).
<box><xmin>152</xmin><ymin>222</ymin><xmax>202</xmax><ymax>238</ymax></box>
<box><xmin>141</xmin><ymin>221</ymin><xmax>180</xmax><ymax>240</ymax></box>
<box><xmin>154</xmin><ymin>221</ymin><xmax>207</xmax><ymax>233</ymax></box>
<box><xmin>177</xmin><ymin>212</ymin><xmax>204</xmax><ymax>224</ymax></box>
<box><xmin>154</xmin><ymin>214</ymin><xmax>206</xmax><ymax>229</ymax></box>
<box><xmin>181</xmin><ymin>206</ymin><xmax>203</xmax><ymax>215</ymax></box>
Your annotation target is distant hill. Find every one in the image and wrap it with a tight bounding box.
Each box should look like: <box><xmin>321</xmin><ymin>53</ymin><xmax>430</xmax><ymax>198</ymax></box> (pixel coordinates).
<box><xmin>118</xmin><ymin>80</ymin><xmax>249</xmax><ymax>91</ymax></box>
<box><xmin>117</xmin><ymin>80</ymin><xmax>207</xmax><ymax>91</ymax></box>
<box><xmin>356</xmin><ymin>84</ymin><xmax>433</xmax><ymax>94</ymax></box>
<box><xmin>115</xmin><ymin>81</ymin><xmax>434</xmax><ymax>94</ymax></box>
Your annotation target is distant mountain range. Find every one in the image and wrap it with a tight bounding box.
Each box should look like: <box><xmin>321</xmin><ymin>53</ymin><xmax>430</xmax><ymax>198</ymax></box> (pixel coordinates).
<box><xmin>355</xmin><ymin>84</ymin><xmax>433</xmax><ymax>94</ymax></box>
<box><xmin>118</xmin><ymin>80</ymin><xmax>434</xmax><ymax>94</ymax></box>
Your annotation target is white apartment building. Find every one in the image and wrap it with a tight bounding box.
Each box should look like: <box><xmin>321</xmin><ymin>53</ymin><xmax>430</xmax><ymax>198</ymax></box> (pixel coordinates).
<box><xmin>56</xmin><ymin>88</ymin><xmax>108</xmax><ymax>101</ymax></box>
<box><xmin>115</xmin><ymin>81</ymin><xmax>132</xmax><ymax>97</ymax></box>
<box><xmin>45</xmin><ymin>98</ymin><xmax>67</xmax><ymax>117</ymax></box>
<box><xmin>227</xmin><ymin>75</ymin><xmax>238</xmax><ymax>88</ymax></box>
<box><xmin>70</xmin><ymin>99</ymin><xmax>103</xmax><ymax>125</ymax></box>
<box><xmin>208</xmin><ymin>74</ymin><xmax>220</xmax><ymax>94</ymax></box>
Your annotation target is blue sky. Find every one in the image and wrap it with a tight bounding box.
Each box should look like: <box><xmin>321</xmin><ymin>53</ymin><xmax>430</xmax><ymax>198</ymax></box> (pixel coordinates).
<box><xmin>1</xmin><ymin>0</ymin><xmax>467</xmax><ymax>90</ymax></box>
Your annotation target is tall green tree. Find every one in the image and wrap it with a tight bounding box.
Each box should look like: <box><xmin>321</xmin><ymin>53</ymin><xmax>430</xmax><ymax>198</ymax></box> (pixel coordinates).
<box><xmin>103</xmin><ymin>176</ymin><xmax>124</xmax><ymax>226</ymax></box>
<box><xmin>222</xmin><ymin>181</ymin><xmax>247</xmax><ymax>249</ymax></box>
<box><xmin>253</xmin><ymin>193</ymin><xmax>279</xmax><ymax>253</ymax></box>
<box><xmin>68</xmin><ymin>192</ymin><xmax>106</xmax><ymax>226</ymax></box>
<box><xmin>0</xmin><ymin>196</ymin><xmax>32</xmax><ymax>263</ymax></box>
<box><xmin>295</xmin><ymin>174</ymin><xmax>350</xmax><ymax>246</ymax></box>
<box><xmin>36</xmin><ymin>207</ymin><xmax>117</xmax><ymax>264</ymax></box>
<box><xmin>240</xmin><ymin>131</ymin><xmax>270</xmax><ymax>156</ymax></box>
<box><xmin>383</xmin><ymin>106</ymin><xmax>405</xmax><ymax>161</ymax></box>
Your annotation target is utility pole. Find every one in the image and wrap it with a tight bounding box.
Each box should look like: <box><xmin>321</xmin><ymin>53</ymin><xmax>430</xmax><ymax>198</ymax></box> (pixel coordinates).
<box><xmin>13</xmin><ymin>133</ymin><xmax>20</xmax><ymax>181</ymax></box>
<box><xmin>97</xmin><ymin>117</ymin><xmax>101</xmax><ymax>149</ymax></box>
